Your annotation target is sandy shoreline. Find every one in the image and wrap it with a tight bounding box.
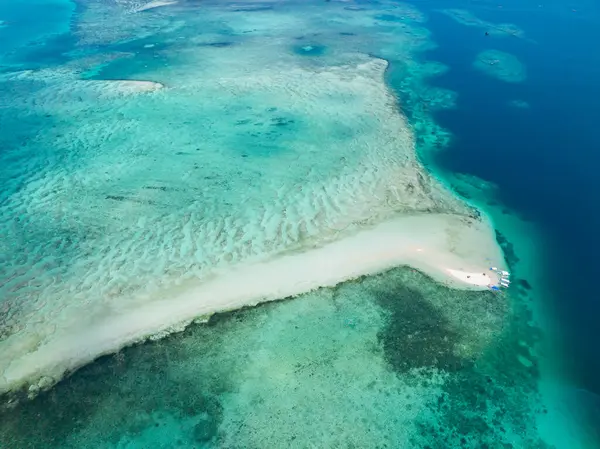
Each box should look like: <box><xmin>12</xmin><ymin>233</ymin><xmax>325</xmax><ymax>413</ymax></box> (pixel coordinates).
<box><xmin>0</xmin><ymin>212</ymin><xmax>505</xmax><ymax>399</ymax></box>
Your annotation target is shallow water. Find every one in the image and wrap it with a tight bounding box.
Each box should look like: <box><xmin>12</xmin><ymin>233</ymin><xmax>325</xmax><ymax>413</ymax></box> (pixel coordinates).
<box><xmin>0</xmin><ymin>0</ymin><xmax>598</xmax><ymax>447</ymax></box>
<box><xmin>2</xmin><ymin>267</ymin><xmax>552</xmax><ymax>448</ymax></box>
<box><xmin>2</xmin><ymin>0</ymin><xmax>494</xmax><ymax>395</ymax></box>
<box><xmin>421</xmin><ymin>2</ymin><xmax>600</xmax><ymax>445</ymax></box>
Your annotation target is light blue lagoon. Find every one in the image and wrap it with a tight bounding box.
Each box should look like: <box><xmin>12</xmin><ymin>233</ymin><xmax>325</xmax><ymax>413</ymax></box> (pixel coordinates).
<box><xmin>0</xmin><ymin>0</ymin><xmax>597</xmax><ymax>448</ymax></box>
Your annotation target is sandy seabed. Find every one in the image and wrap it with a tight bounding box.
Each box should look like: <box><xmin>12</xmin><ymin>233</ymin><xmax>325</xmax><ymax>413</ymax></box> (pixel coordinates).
<box><xmin>0</xmin><ymin>8</ymin><xmax>505</xmax><ymax>400</ymax></box>
<box><xmin>0</xmin><ymin>212</ymin><xmax>505</xmax><ymax>397</ymax></box>
<box><xmin>3</xmin><ymin>1</ymin><xmax>582</xmax><ymax>448</ymax></box>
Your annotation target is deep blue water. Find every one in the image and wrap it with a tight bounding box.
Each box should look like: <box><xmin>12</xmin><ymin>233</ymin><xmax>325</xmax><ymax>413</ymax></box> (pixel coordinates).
<box><xmin>418</xmin><ymin>1</ymin><xmax>600</xmax><ymax>397</ymax></box>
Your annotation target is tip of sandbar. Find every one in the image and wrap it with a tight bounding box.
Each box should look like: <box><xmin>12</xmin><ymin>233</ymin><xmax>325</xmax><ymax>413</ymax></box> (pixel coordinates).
<box><xmin>101</xmin><ymin>80</ymin><xmax>165</xmax><ymax>94</ymax></box>
<box><xmin>119</xmin><ymin>80</ymin><xmax>164</xmax><ymax>90</ymax></box>
<box><xmin>135</xmin><ymin>1</ymin><xmax>178</xmax><ymax>12</ymax></box>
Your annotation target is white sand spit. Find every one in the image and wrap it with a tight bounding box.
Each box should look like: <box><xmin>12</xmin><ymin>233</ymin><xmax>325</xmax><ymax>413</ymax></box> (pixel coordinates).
<box><xmin>104</xmin><ymin>79</ymin><xmax>164</xmax><ymax>93</ymax></box>
<box><xmin>0</xmin><ymin>55</ymin><xmax>505</xmax><ymax>400</ymax></box>
<box><xmin>446</xmin><ymin>269</ymin><xmax>494</xmax><ymax>287</ymax></box>
<box><xmin>0</xmin><ymin>213</ymin><xmax>504</xmax><ymax>397</ymax></box>
<box><xmin>135</xmin><ymin>1</ymin><xmax>177</xmax><ymax>12</ymax></box>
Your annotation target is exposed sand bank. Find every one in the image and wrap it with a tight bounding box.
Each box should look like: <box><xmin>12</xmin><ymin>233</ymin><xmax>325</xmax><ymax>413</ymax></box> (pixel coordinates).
<box><xmin>0</xmin><ymin>70</ymin><xmax>163</xmax><ymax>105</ymax></box>
<box><xmin>135</xmin><ymin>1</ymin><xmax>177</xmax><ymax>12</ymax></box>
<box><xmin>0</xmin><ymin>212</ymin><xmax>504</xmax><ymax>398</ymax></box>
<box><xmin>0</xmin><ymin>52</ymin><xmax>505</xmax><ymax>402</ymax></box>
<box><xmin>102</xmin><ymin>79</ymin><xmax>164</xmax><ymax>94</ymax></box>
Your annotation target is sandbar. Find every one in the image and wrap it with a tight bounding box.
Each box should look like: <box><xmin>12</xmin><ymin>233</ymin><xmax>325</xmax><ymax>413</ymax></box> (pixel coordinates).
<box><xmin>100</xmin><ymin>79</ymin><xmax>164</xmax><ymax>93</ymax></box>
<box><xmin>0</xmin><ymin>213</ymin><xmax>504</xmax><ymax>398</ymax></box>
<box><xmin>136</xmin><ymin>1</ymin><xmax>178</xmax><ymax>12</ymax></box>
<box><xmin>0</xmin><ymin>55</ymin><xmax>506</xmax><ymax>401</ymax></box>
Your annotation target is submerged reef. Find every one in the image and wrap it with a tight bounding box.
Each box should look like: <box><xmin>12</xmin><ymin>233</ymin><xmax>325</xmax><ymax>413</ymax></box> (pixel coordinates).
<box><xmin>509</xmin><ymin>99</ymin><xmax>531</xmax><ymax>109</ymax></box>
<box><xmin>0</xmin><ymin>0</ymin><xmax>569</xmax><ymax>447</ymax></box>
<box><xmin>0</xmin><ymin>267</ymin><xmax>552</xmax><ymax>449</ymax></box>
<box><xmin>439</xmin><ymin>8</ymin><xmax>527</xmax><ymax>40</ymax></box>
<box><xmin>474</xmin><ymin>49</ymin><xmax>527</xmax><ymax>83</ymax></box>
<box><xmin>0</xmin><ymin>0</ymin><xmax>505</xmax><ymax>398</ymax></box>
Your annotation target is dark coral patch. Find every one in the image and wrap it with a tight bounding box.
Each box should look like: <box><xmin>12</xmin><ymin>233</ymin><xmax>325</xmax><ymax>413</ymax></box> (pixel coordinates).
<box><xmin>372</xmin><ymin>284</ymin><xmax>466</xmax><ymax>373</ymax></box>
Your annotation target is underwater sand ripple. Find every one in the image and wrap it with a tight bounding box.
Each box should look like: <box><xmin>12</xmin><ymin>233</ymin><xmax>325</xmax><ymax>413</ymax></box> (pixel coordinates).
<box><xmin>0</xmin><ymin>47</ymin><xmax>504</xmax><ymax>399</ymax></box>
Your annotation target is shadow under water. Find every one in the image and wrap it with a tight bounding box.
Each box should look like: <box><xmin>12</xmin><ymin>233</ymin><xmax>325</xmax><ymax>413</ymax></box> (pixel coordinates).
<box><xmin>0</xmin><ymin>266</ymin><xmax>551</xmax><ymax>448</ymax></box>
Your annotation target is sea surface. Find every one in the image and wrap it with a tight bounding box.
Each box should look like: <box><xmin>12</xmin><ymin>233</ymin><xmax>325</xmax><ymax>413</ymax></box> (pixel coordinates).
<box><xmin>1</xmin><ymin>0</ymin><xmax>599</xmax><ymax>447</ymax></box>
<box><xmin>425</xmin><ymin>0</ymin><xmax>600</xmax><ymax>396</ymax></box>
<box><xmin>422</xmin><ymin>0</ymin><xmax>600</xmax><ymax>439</ymax></box>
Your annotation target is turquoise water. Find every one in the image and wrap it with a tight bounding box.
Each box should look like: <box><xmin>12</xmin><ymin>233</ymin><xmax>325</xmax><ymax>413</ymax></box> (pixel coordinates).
<box><xmin>2</xmin><ymin>0</ymin><xmax>484</xmax><ymax>393</ymax></box>
<box><xmin>3</xmin><ymin>268</ymin><xmax>540</xmax><ymax>448</ymax></box>
<box><xmin>0</xmin><ymin>0</ymin><xmax>597</xmax><ymax>447</ymax></box>
<box><xmin>0</xmin><ymin>0</ymin><xmax>75</xmax><ymax>68</ymax></box>
<box><xmin>421</xmin><ymin>2</ymin><xmax>600</xmax><ymax>445</ymax></box>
